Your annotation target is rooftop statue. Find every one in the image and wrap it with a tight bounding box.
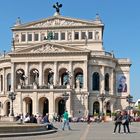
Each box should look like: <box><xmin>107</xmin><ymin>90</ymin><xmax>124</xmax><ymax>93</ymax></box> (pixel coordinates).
<box><xmin>53</xmin><ymin>2</ymin><xmax>62</xmax><ymax>14</ymax></box>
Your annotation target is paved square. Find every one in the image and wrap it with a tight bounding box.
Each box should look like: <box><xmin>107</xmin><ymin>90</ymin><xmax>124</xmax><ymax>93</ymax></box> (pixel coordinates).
<box><xmin>0</xmin><ymin>122</ymin><xmax>140</xmax><ymax>140</ymax></box>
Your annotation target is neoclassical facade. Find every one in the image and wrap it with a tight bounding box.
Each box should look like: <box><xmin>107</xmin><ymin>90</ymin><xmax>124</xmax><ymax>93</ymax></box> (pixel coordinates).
<box><xmin>0</xmin><ymin>11</ymin><xmax>131</xmax><ymax>119</ymax></box>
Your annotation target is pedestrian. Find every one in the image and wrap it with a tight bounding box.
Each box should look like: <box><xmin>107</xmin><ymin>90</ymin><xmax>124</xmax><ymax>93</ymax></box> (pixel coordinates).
<box><xmin>62</xmin><ymin>110</ymin><xmax>72</xmax><ymax>130</ymax></box>
<box><xmin>122</xmin><ymin>111</ymin><xmax>131</xmax><ymax>134</ymax></box>
<box><xmin>43</xmin><ymin>113</ymin><xmax>57</xmax><ymax>130</ymax></box>
<box><xmin>113</xmin><ymin>111</ymin><xmax>122</xmax><ymax>134</ymax></box>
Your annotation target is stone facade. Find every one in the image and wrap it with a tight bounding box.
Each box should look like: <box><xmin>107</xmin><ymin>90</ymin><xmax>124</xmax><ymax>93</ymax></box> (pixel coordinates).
<box><xmin>0</xmin><ymin>13</ymin><xmax>131</xmax><ymax>119</ymax></box>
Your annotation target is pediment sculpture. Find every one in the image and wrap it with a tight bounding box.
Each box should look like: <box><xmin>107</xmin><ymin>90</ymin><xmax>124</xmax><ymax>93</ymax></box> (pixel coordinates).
<box><xmin>30</xmin><ymin>44</ymin><xmax>66</xmax><ymax>53</ymax></box>
<box><xmin>29</xmin><ymin>19</ymin><xmax>88</xmax><ymax>28</ymax></box>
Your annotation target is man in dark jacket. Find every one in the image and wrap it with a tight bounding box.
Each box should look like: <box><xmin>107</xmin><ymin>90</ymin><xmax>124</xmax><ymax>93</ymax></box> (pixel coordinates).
<box><xmin>113</xmin><ymin>111</ymin><xmax>122</xmax><ymax>134</ymax></box>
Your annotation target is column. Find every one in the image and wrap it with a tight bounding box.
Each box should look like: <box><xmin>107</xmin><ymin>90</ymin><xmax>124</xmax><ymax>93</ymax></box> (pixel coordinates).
<box><xmin>11</xmin><ymin>62</ymin><xmax>15</xmax><ymax>92</ymax></box>
<box><xmin>127</xmin><ymin>73</ymin><xmax>130</xmax><ymax>95</ymax></box>
<box><xmin>69</xmin><ymin>61</ymin><xmax>73</xmax><ymax>87</ymax></box>
<box><xmin>39</xmin><ymin>62</ymin><xmax>43</xmax><ymax>86</ymax></box>
<box><xmin>54</xmin><ymin>62</ymin><xmax>58</xmax><ymax>85</ymax></box>
<box><xmin>18</xmin><ymin>92</ymin><xmax>23</xmax><ymax>114</ymax></box>
<box><xmin>25</xmin><ymin>62</ymin><xmax>29</xmax><ymax>85</ymax></box>
<box><xmin>110</xmin><ymin>68</ymin><xmax>114</xmax><ymax>95</ymax></box>
<box><xmin>3</xmin><ymin>68</ymin><xmax>5</xmax><ymax>94</ymax></box>
<box><xmin>34</xmin><ymin>92</ymin><xmax>38</xmax><ymax>114</ymax></box>
<box><xmin>0</xmin><ymin>74</ymin><xmax>1</xmax><ymax>92</ymax></box>
<box><xmin>58</xmin><ymin>32</ymin><xmax>61</xmax><ymax>41</ymax></box>
<box><xmin>39</xmin><ymin>32</ymin><xmax>41</xmax><ymax>42</ymax></box>
<box><xmin>49</xmin><ymin>92</ymin><xmax>54</xmax><ymax>119</ymax></box>
<box><xmin>83</xmin><ymin>61</ymin><xmax>88</xmax><ymax>90</ymax></box>
<box><xmin>66</xmin><ymin>92</ymin><xmax>71</xmax><ymax>115</ymax></box>
<box><xmin>100</xmin><ymin>66</ymin><xmax>105</xmax><ymax>93</ymax></box>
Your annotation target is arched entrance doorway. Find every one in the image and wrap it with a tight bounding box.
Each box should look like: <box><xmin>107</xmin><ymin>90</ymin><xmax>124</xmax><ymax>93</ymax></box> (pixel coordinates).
<box><xmin>5</xmin><ymin>101</ymin><xmax>10</xmax><ymax>116</ymax></box>
<box><xmin>93</xmin><ymin>101</ymin><xmax>100</xmax><ymax>115</ymax></box>
<box><xmin>106</xmin><ymin>102</ymin><xmax>111</xmax><ymax>115</ymax></box>
<box><xmin>23</xmin><ymin>97</ymin><xmax>32</xmax><ymax>115</ymax></box>
<box><xmin>58</xmin><ymin>99</ymin><xmax>65</xmax><ymax>116</ymax></box>
<box><xmin>39</xmin><ymin>97</ymin><xmax>49</xmax><ymax>116</ymax></box>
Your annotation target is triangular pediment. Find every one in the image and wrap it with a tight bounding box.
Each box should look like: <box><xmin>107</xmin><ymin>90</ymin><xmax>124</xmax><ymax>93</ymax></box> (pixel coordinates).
<box><xmin>9</xmin><ymin>41</ymin><xmax>89</xmax><ymax>55</ymax></box>
<box><xmin>13</xmin><ymin>15</ymin><xmax>103</xmax><ymax>29</ymax></box>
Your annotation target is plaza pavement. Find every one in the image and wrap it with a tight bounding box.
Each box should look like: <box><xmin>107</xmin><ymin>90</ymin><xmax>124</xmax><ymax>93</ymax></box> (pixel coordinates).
<box><xmin>0</xmin><ymin>121</ymin><xmax>140</xmax><ymax>140</ymax></box>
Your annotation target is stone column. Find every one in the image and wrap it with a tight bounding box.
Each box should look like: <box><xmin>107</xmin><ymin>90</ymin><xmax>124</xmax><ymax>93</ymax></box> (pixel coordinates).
<box><xmin>25</xmin><ymin>62</ymin><xmax>29</xmax><ymax>85</ymax></box>
<box><xmin>11</xmin><ymin>62</ymin><xmax>15</xmax><ymax>92</ymax></box>
<box><xmin>69</xmin><ymin>61</ymin><xmax>73</xmax><ymax>87</ymax></box>
<box><xmin>66</xmin><ymin>92</ymin><xmax>71</xmax><ymax>116</ymax></box>
<box><xmin>100</xmin><ymin>66</ymin><xmax>105</xmax><ymax>93</ymax></box>
<box><xmin>3</xmin><ymin>68</ymin><xmax>5</xmax><ymax>93</ymax></box>
<box><xmin>39</xmin><ymin>62</ymin><xmax>43</xmax><ymax>86</ymax></box>
<box><xmin>34</xmin><ymin>92</ymin><xmax>38</xmax><ymax>114</ymax></box>
<box><xmin>0</xmin><ymin>74</ymin><xmax>1</xmax><ymax>92</ymax></box>
<box><xmin>18</xmin><ymin>92</ymin><xmax>23</xmax><ymax>114</ymax></box>
<box><xmin>54</xmin><ymin>62</ymin><xmax>58</xmax><ymax>85</ymax></box>
<box><xmin>83</xmin><ymin>61</ymin><xmax>88</xmax><ymax>90</ymax></box>
<box><xmin>49</xmin><ymin>92</ymin><xmax>54</xmax><ymax>119</ymax></box>
<box><xmin>127</xmin><ymin>73</ymin><xmax>130</xmax><ymax>95</ymax></box>
<box><xmin>110</xmin><ymin>68</ymin><xmax>114</xmax><ymax>95</ymax></box>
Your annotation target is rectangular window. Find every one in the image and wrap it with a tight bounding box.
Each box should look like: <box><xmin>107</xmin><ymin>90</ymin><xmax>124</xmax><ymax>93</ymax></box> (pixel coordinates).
<box><xmin>34</xmin><ymin>33</ymin><xmax>39</xmax><ymax>41</ymax></box>
<box><xmin>54</xmin><ymin>33</ymin><xmax>58</xmax><ymax>40</ymax></box>
<box><xmin>74</xmin><ymin>32</ymin><xmax>79</xmax><ymax>40</ymax></box>
<box><xmin>88</xmin><ymin>32</ymin><xmax>93</xmax><ymax>39</ymax></box>
<box><xmin>21</xmin><ymin>34</ymin><xmax>26</xmax><ymax>42</ymax></box>
<box><xmin>28</xmin><ymin>34</ymin><xmax>32</xmax><ymax>41</ymax></box>
<box><xmin>61</xmin><ymin>32</ymin><xmax>65</xmax><ymax>40</ymax></box>
<box><xmin>81</xmin><ymin>32</ymin><xmax>86</xmax><ymax>39</ymax></box>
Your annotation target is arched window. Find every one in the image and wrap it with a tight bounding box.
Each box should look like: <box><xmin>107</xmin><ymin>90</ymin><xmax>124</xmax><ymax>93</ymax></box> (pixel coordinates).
<box><xmin>75</xmin><ymin>73</ymin><xmax>83</xmax><ymax>88</ymax></box>
<box><xmin>105</xmin><ymin>73</ymin><xmax>109</xmax><ymax>91</ymax></box>
<box><xmin>62</xmin><ymin>72</ymin><xmax>69</xmax><ymax>85</ymax></box>
<box><xmin>48</xmin><ymin>71</ymin><xmax>54</xmax><ymax>85</ymax></box>
<box><xmin>92</xmin><ymin>72</ymin><xmax>100</xmax><ymax>91</ymax></box>
<box><xmin>7</xmin><ymin>73</ymin><xmax>11</xmax><ymax>91</ymax></box>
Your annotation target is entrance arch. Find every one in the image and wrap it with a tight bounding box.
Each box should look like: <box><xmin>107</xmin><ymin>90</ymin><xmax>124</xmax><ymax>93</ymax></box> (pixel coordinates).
<box><xmin>106</xmin><ymin>102</ymin><xmax>111</xmax><ymax>115</ymax></box>
<box><xmin>4</xmin><ymin>101</ymin><xmax>10</xmax><ymax>116</ymax></box>
<box><xmin>39</xmin><ymin>97</ymin><xmax>49</xmax><ymax>116</ymax></box>
<box><xmin>55</xmin><ymin>97</ymin><xmax>65</xmax><ymax>117</ymax></box>
<box><xmin>93</xmin><ymin>101</ymin><xmax>100</xmax><ymax>115</ymax></box>
<box><xmin>23</xmin><ymin>97</ymin><xmax>32</xmax><ymax>115</ymax></box>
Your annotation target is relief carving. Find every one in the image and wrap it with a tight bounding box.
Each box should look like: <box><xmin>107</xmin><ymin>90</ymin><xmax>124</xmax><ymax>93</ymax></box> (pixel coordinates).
<box><xmin>29</xmin><ymin>19</ymin><xmax>87</xmax><ymax>28</ymax></box>
<box><xmin>30</xmin><ymin>44</ymin><xmax>65</xmax><ymax>53</ymax></box>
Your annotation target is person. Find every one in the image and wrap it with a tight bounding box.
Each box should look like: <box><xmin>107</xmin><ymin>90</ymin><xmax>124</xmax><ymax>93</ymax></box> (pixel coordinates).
<box><xmin>43</xmin><ymin>113</ymin><xmax>57</xmax><ymax>130</ymax></box>
<box><xmin>62</xmin><ymin>110</ymin><xmax>71</xmax><ymax>130</ymax></box>
<box><xmin>113</xmin><ymin>111</ymin><xmax>122</xmax><ymax>134</ymax></box>
<box><xmin>122</xmin><ymin>111</ymin><xmax>131</xmax><ymax>134</ymax></box>
<box><xmin>118</xmin><ymin>76</ymin><xmax>127</xmax><ymax>92</ymax></box>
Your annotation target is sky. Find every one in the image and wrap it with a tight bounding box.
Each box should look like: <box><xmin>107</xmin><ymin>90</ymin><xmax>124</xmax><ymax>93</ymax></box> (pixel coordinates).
<box><xmin>0</xmin><ymin>0</ymin><xmax>139</xmax><ymax>101</ymax></box>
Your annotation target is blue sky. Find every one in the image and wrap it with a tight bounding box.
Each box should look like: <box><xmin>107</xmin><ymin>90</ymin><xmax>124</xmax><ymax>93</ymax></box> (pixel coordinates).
<box><xmin>0</xmin><ymin>0</ymin><xmax>139</xmax><ymax>101</ymax></box>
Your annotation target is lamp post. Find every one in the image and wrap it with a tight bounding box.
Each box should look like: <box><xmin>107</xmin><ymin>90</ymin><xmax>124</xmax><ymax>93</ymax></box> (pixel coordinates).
<box><xmin>126</xmin><ymin>94</ymin><xmax>133</xmax><ymax>114</ymax></box>
<box><xmin>62</xmin><ymin>92</ymin><xmax>69</xmax><ymax>110</ymax></box>
<box><xmin>8</xmin><ymin>92</ymin><xmax>16</xmax><ymax>116</ymax></box>
<box><xmin>97</xmin><ymin>93</ymin><xmax>106</xmax><ymax>116</ymax></box>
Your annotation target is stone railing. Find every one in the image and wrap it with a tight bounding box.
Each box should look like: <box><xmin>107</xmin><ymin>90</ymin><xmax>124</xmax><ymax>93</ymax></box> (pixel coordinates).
<box><xmin>90</xmin><ymin>51</ymin><xmax>113</xmax><ymax>58</ymax></box>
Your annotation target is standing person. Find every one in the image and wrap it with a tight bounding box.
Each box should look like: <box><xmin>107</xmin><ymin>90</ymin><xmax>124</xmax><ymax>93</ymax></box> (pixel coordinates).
<box><xmin>122</xmin><ymin>111</ymin><xmax>131</xmax><ymax>134</ymax></box>
<box><xmin>62</xmin><ymin>110</ymin><xmax>71</xmax><ymax>130</ymax></box>
<box><xmin>113</xmin><ymin>111</ymin><xmax>122</xmax><ymax>134</ymax></box>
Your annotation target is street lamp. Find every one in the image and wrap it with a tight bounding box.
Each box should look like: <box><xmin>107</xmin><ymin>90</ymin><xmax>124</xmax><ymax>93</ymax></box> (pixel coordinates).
<box><xmin>8</xmin><ymin>92</ymin><xmax>16</xmax><ymax>116</ymax></box>
<box><xmin>97</xmin><ymin>93</ymin><xmax>107</xmax><ymax>116</ymax></box>
<box><xmin>62</xmin><ymin>92</ymin><xmax>69</xmax><ymax>110</ymax></box>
